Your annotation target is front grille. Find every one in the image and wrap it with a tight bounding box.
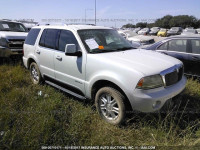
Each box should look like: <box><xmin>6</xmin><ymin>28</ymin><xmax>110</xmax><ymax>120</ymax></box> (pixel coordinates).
<box><xmin>165</xmin><ymin>66</ymin><xmax>183</xmax><ymax>86</ymax></box>
<box><xmin>8</xmin><ymin>39</ymin><xmax>25</xmax><ymax>49</ymax></box>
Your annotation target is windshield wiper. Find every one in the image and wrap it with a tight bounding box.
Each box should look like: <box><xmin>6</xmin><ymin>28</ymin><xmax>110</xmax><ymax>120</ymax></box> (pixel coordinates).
<box><xmin>0</xmin><ymin>29</ymin><xmax>12</xmax><ymax>31</ymax></box>
<box><xmin>90</xmin><ymin>47</ymin><xmax>136</xmax><ymax>54</ymax></box>
<box><xmin>116</xmin><ymin>47</ymin><xmax>136</xmax><ymax>51</ymax></box>
<box><xmin>90</xmin><ymin>49</ymin><xmax>116</xmax><ymax>53</ymax></box>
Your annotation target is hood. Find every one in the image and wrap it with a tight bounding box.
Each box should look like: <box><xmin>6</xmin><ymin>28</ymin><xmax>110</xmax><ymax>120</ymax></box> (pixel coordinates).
<box><xmin>0</xmin><ymin>31</ymin><xmax>28</xmax><ymax>40</ymax></box>
<box><xmin>89</xmin><ymin>49</ymin><xmax>182</xmax><ymax>76</ymax></box>
<box><xmin>128</xmin><ymin>35</ymin><xmax>154</xmax><ymax>42</ymax></box>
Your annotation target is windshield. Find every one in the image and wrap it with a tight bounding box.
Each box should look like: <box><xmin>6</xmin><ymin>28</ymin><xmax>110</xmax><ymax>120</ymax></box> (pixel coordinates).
<box><xmin>0</xmin><ymin>21</ymin><xmax>27</xmax><ymax>32</ymax></box>
<box><xmin>141</xmin><ymin>28</ymin><xmax>149</xmax><ymax>31</ymax></box>
<box><xmin>78</xmin><ymin>29</ymin><xmax>134</xmax><ymax>53</ymax></box>
<box><xmin>124</xmin><ymin>31</ymin><xmax>137</xmax><ymax>37</ymax></box>
<box><xmin>151</xmin><ymin>27</ymin><xmax>159</xmax><ymax>31</ymax></box>
<box><xmin>171</xmin><ymin>27</ymin><xmax>179</xmax><ymax>31</ymax></box>
<box><xmin>160</xmin><ymin>29</ymin><xmax>166</xmax><ymax>32</ymax></box>
<box><xmin>185</xmin><ymin>29</ymin><xmax>196</xmax><ymax>33</ymax></box>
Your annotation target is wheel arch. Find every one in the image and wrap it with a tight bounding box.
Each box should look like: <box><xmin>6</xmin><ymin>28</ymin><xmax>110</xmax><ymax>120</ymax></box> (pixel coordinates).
<box><xmin>91</xmin><ymin>80</ymin><xmax>133</xmax><ymax>111</ymax></box>
<box><xmin>27</xmin><ymin>57</ymin><xmax>37</xmax><ymax>69</ymax></box>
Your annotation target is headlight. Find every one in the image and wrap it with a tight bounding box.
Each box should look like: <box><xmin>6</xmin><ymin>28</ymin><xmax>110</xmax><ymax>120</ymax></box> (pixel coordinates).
<box><xmin>0</xmin><ymin>37</ymin><xmax>8</xmax><ymax>48</ymax></box>
<box><xmin>136</xmin><ymin>75</ymin><xmax>164</xmax><ymax>90</ymax></box>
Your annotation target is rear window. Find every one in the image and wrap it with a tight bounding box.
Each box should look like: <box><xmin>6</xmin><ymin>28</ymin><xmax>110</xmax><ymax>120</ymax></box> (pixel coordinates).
<box><xmin>25</xmin><ymin>28</ymin><xmax>40</xmax><ymax>45</ymax></box>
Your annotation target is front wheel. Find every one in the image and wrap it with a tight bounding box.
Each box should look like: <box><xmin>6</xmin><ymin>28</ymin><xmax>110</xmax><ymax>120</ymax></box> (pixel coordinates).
<box><xmin>95</xmin><ymin>87</ymin><xmax>126</xmax><ymax>125</ymax></box>
<box><xmin>30</xmin><ymin>62</ymin><xmax>42</xmax><ymax>84</ymax></box>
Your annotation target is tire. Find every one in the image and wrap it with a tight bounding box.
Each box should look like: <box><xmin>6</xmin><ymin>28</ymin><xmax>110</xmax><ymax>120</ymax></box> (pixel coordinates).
<box><xmin>95</xmin><ymin>87</ymin><xmax>126</xmax><ymax>125</ymax></box>
<box><xmin>30</xmin><ymin>62</ymin><xmax>42</xmax><ymax>84</ymax></box>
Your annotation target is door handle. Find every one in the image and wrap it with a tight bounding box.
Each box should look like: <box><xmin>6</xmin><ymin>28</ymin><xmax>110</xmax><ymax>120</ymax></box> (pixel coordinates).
<box><xmin>56</xmin><ymin>55</ymin><xmax>62</xmax><ymax>61</ymax></box>
<box><xmin>36</xmin><ymin>50</ymin><xmax>40</xmax><ymax>54</ymax></box>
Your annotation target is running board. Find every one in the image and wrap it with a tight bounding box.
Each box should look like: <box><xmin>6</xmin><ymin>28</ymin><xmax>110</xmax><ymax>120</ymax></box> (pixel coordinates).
<box><xmin>45</xmin><ymin>80</ymin><xmax>86</xmax><ymax>100</ymax></box>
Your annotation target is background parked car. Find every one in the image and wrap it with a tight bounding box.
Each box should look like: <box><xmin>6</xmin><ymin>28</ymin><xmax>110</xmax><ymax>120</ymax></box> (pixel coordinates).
<box><xmin>149</xmin><ymin>27</ymin><xmax>160</xmax><ymax>35</ymax></box>
<box><xmin>157</xmin><ymin>28</ymin><xmax>168</xmax><ymax>37</ymax></box>
<box><xmin>181</xmin><ymin>29</ymin><xmax>197</xmax><ymax>35</ymax></box>
<box><xmin>118</xmin><ymin>30</ymin><xmax>141</xmax><ymax>48</ymax></box>
<box><xmin>134</xmin><ymin>27</ymin><xmax>141</xmax><ymax>33</ymax></box>
<box><xmin>197</xmin><ymin>28</ymin><xmax>200</xmax><ymax>34</ymax></box>
<box><xmin>0</xmin><ymin>20</ymin><xmax>28</xmax><ymax>58</ymax></box>
<box><xmin>167</xmin><ymin>27</ymin><xmax>183</xmax><ymax>36</ymax></box>
<box><xmin>145</xmin><ymin>35</ymin><xmax>200</xmax><ymax>76</ymax></box>
<box><xmin>138</xmin><ymin>28</ymin><xmax>150</xmax><ymax>35</ymax></box>
<box><xmin>118</xmin><ymin>30</ymin><xmax>155</xmax><ymax>46</ymax></box>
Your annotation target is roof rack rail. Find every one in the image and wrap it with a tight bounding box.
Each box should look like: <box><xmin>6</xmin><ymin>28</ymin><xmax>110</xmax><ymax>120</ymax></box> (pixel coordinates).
<box><xmin>37</xmin><ymin>23</ymin><xmax>68</xmax><ymax>26</ymax></box>
<box><xmin>1</xmin><ymin>19</ymin><xmax>12</xmax><ymax>21</ymax></box>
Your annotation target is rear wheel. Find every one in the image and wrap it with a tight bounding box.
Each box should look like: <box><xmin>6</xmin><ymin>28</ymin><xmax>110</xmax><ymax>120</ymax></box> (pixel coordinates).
<box><xmin>95</xmin><ymin>87</ymin><xmax>126</xmax><ymax>125</ymax></box>
<box><xmin>30</xmin><ymin>62</ymin><xmax>42</xmax><ymax>84</ymax></box>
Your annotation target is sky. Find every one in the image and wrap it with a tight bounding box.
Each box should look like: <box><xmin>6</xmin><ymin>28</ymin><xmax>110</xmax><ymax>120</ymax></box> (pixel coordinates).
<box><xmin>0</xmin><ymin>0</ymin><xmax>200</xmax><ymax>27</ymax></box>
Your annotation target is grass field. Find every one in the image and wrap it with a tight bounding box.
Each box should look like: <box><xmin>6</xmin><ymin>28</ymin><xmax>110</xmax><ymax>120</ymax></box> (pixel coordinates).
<box><xmin>0</xmin><ymin>63</ymin><xmax>200</xmax><ymax>149</ymax></box>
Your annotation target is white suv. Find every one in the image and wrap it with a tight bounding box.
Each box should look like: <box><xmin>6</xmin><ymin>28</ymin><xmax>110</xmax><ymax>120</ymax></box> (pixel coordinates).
<box><xmin>23</xmin><ymin>25</ymin><xmax>187</xmax><ymax>125</ymax></box>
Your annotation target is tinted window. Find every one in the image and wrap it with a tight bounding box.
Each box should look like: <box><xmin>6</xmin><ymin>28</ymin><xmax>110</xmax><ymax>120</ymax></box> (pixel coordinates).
<box><xmin>168</xmin><ymin>39</ymin><xmax>187</xmax><ymax>52</ymax></box>
<box><xmin>39</xmin><ymin>29</ymin><xmax>59</xmax><ymax>49</ymax></box>
<box><xmin>191</xmin><ymin>39</ymin><xmax>200</xmax><ymax>54</ymax></box>
<box><xmin>58</xmin><ymin>30</ymin><xmax>79</xmax><ymax>52</ymax></box>
<box><xmin>158</xmin><ymin>42</ymin><xmax>168</xmax><ymax>50</ymax></box>
<box><xmin>39</xmin><ymin>29</ymin><xmax>46</xmax><ymax>47</ymax></box>
<box><xmin>0</xmin><ymin>21</ymin><xmax>27</xmax><ymax>32</ymax></box>
<box><xmin>25</xmin><ymin>28</ymin><xmax>40</xmax><ymax>45</ymax></box>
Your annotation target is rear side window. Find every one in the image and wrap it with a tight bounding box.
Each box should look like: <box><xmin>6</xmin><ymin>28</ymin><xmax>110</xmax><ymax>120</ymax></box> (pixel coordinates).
<box><xmin>39</xmin><ymin>29</ymin><xmax>59</xmax><ymax>49</ymax></box>
<box><xmin>191</xmin><ymin>39</ymin><xmax>200</xmax><ymax>54</ymax></box>
<box><xmin>168</xmin><ymin>39</ymin><xmax>187</xmax><ymax>52</ymax></box>
<box><xmin>25</xmin><ymin>28</ymin><xmax>40</xmax><ymax>45</ymax></box>
<box><xmin>58</xmin><ymin>30</ymin><xmax>79</xmax><ymax>52</ymax></box>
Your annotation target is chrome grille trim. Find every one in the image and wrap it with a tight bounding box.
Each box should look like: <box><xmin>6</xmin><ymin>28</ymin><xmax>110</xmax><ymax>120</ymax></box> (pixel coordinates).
<box><xmin>160</xmin><ymin>64</ymin><xmax>183</xmax><ymax>87</ymax></box>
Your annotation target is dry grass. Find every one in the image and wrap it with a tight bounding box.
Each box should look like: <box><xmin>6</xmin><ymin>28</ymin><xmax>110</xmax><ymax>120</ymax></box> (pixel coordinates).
<box><xmin>0</xmin><ymin>64</ymin><xmax>200</xmax><ymax>149</ymax></box>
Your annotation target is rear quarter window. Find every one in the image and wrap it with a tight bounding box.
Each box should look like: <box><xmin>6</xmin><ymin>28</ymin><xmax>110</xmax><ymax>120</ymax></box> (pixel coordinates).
<box><xmin>25</xmin><ymin>28</ymin><xmax>41</xmax><ymax>45</ymax></box>
<box><xmin>191</xmin><ymin>39</ymin><xmax>200</xmax><ymax>54</ymax></box>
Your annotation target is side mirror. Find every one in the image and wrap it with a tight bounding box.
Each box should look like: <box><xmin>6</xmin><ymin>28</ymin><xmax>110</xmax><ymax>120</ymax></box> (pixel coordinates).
<box><xmin>65</xmin><ymin>44</ymin><xmax>82</xmax><ymax>57</ymax></box>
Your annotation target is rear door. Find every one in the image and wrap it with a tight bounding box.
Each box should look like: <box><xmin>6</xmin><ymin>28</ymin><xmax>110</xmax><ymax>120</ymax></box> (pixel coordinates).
<box><xmin>187</xmin><ymin>39</ymin><xmax>200</xmax><ymax>76</ymax></box>
<box><xmin>166</xmin><ymin>39</ymin><xmax>189</xmax><ymax>62</ymax></box>
<box><xmin>157</xmin><ymin>39</ymin><xmax>189</xmax><ymax>61</ymax></box>
<box><xmin>36</xmin><ymin>29</ymin><xmax>59</xmax><ymax>78</ymax></box>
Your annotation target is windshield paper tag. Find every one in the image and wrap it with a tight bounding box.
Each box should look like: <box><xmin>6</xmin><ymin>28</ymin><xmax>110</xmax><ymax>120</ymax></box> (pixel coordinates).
<box><xmin>2</xmin><ymin>24</ymin><xmax>9</xmax><ymax>28</ymax></box>
<box><xmin>85</xmin><ymin>39</ymin><xmax>99</xmax><ymax>49</ymax></box>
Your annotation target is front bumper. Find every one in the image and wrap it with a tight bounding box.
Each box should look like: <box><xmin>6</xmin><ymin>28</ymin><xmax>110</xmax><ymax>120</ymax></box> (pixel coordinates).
<box><xmin>128</xmin><ymin>76</ymin><xmax>187</xmax><ymax>112</ymax></box>
<box><xmin>0</xmin><ymin>46</ymin><xmax>23</xmax><ymax>57</ymax></box>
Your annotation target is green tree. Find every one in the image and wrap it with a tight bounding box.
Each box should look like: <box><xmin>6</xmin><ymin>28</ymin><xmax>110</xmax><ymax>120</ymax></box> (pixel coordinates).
<box><xmin>154</xmin><ymin>15</ymin><xmax>173</xmax><ymax>28</ymax></box>
<box><xmin>136</xmin><ymin>22</ymin><xmax>147</xmax><ymax>28</ymax></box>
<box><xmin>122</xmin><ymin>23</ymin><xmax>135</xmax><ymax>28</ymax></box>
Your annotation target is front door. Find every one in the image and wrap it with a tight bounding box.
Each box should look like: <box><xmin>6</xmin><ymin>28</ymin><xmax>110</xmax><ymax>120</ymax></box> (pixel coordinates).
<box><xmin>54</xmin><ymin>30</ymin><xmax>86</xmax><ymax>94</ymax></box>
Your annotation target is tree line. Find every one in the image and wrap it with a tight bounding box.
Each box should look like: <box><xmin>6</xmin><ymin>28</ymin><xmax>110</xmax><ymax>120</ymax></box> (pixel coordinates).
<box><xmin>122</xmin><ymin>15</ymin><xmax>200</xmax><ymax>29</ymax></box>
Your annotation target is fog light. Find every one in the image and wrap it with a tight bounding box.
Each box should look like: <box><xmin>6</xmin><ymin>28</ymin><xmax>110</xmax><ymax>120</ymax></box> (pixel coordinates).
<box><xmin>152</xmin><ymin>101</ymin><xmax>161</xmax><ymax>109</ymax></box>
